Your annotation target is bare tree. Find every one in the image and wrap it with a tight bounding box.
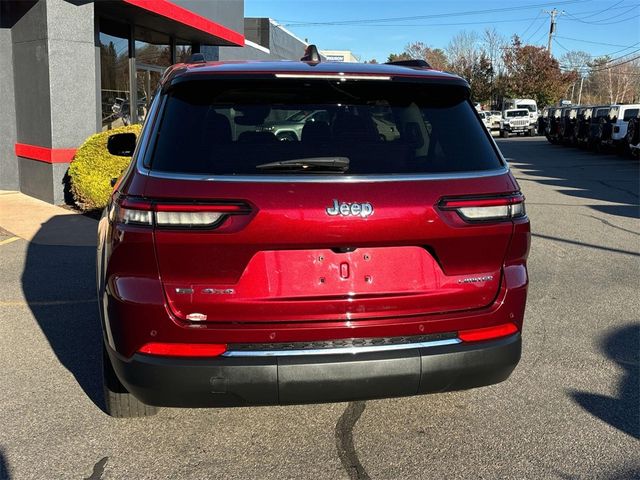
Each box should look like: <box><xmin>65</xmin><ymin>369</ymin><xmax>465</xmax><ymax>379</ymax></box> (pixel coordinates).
<box><xmin>583</xmin><ymin>55</ymin><xmax>640</xmax><ymax>104</ymax></box>
<box><xmin>481</xmin><ymin>28</ymin><xmax>506</xmax><ymax>77</ymax></box>
<box><xmin>559</xmin><ymin>51</ymin><xmax>590</xmax><ymax>103</ymax></box>
<box><xmin>446</xmin><ymin>31</ymin><xmax>480</xmax><ymax>80</ymax></box>
<box><xmin>560</xmin><ymin>50</ymin><xmax>591</xmax><ymax>72</ymax></box>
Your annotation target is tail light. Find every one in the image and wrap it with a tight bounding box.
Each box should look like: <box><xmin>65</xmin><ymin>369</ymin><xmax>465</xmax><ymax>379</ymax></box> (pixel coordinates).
<box><xmin>439</xmin><ymin>193</ymin><xmax>525</xmax><ymax>222</ymax></box>
<box><xmin>109</xmin><ymin>196</ymin><xmax>251</xmax><ymax>229</ymax></box>
<box><xmin>109</xmin><ymin>197</ymin><xmax>154</xmax><ymax>226</ymax></box>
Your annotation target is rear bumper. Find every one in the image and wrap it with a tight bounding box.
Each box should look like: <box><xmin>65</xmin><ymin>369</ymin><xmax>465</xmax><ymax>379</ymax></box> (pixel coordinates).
<box><xmin>107</xmin><ymin>333</ymin><xmax>521</xmax><ymax>407</ymax></box>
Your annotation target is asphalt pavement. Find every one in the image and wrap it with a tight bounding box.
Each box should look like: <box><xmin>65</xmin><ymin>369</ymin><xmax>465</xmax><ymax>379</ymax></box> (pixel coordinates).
<box><xmin>0</xmin><ymin>137</ymin><xmax>638</xmax><ymax>480</ymax></box>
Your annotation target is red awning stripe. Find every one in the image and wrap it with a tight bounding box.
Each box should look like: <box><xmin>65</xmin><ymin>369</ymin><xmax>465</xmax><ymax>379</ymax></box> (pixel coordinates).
<box><xmin>123</xmin><ymin>0</ymin><xmax>244</xmax><ymax>46</ymax></box>
<box><xmin>15</xmin><ymin>143</ymin><xmax>77</xmax><ymax>164</ymax></box>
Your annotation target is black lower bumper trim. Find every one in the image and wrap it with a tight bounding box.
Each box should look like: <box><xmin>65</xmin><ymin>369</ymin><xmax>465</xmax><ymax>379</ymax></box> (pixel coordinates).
<box><xmin>106</xmin><ymin>334</ymin><xmax>521</xmax><ymax>407</ymax></box>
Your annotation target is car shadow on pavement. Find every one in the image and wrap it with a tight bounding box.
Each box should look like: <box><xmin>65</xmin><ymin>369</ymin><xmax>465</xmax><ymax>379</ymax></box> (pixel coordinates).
<box><xmin>498</xmin><ymin>138</ymin><xmax>639</xmax><ymax>221</ymax></box>
<box><xmin>20</xmin><ymin>215</ymin><xmax>104</xmax><ymax>412</ymax></box>
<box><xmin>0</xmin><ymin>447</ymin><xmax>10</xmax><ymax>480</ymax></box>
<box><xmin>569</xmin><ymin>324</ymin><xmax>639</xmax><ymax>440</ymax></box>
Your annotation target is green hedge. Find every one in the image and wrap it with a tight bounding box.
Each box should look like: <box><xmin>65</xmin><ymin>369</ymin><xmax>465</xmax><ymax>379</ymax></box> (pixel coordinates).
<box><xmin>68</xmin><ymin>124</ymin><xmax>142</xmax><ymax>211</ymax></box>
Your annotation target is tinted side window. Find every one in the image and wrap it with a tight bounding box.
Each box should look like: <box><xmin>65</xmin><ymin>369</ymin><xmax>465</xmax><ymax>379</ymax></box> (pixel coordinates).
<box><xmin>623</xmin><ymin>109</ymin><xmax>639</xmax><ymax>121</ymax></box>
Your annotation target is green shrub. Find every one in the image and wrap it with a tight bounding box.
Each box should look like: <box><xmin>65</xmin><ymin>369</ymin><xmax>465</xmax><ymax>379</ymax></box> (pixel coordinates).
<box><xmin>68</xmin><ymin>124</ymin><xmax>142</xmax><ymax>211</ymax></box>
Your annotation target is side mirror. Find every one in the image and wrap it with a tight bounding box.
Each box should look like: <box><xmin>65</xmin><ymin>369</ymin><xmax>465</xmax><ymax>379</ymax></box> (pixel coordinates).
<box><xmin>107</xmin><ymin>133</ymin><xmax>137</xmax><ymax>156</ymax></box>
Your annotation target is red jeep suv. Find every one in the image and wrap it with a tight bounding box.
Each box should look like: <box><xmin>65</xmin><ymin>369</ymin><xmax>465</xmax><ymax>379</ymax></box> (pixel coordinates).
<box><xmin>97</xmin><ymin>52</ymin><xmax>530</xmax><ymax>417</ymax></box>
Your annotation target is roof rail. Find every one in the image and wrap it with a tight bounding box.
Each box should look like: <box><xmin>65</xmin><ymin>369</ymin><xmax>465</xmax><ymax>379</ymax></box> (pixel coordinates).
<box><xmin>187</xmin><ymin>53</ymin><xmax>206</xmax><ymax>64</ymax></box>
<box><xmin>301</xmin><ymin>44</ymin><xmax>321</xmax><ymax>63</ymax></box>
<box><xmin>385</xmin><ymin>59</ymin><xmax>431</xmax><ymax>69</ymax></box>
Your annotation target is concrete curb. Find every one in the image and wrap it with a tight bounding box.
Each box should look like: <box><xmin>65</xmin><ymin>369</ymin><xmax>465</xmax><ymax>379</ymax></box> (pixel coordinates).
<box><xmin>0</xmin><ymin>191</ymin><xmax>97</xmax><ymax>247</ymax></box>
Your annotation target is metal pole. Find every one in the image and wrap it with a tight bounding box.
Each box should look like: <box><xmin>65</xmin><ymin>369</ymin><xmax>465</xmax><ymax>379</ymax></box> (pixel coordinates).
<box><xmin>128</xmin><ymin>23</ymin><xmax>137</xmax><ymax>125</ymax></box>
<box><xmin>571</xmin><ymin>82</ymin><xmax>576</xmax><ymax>103</ymax></box>
<box><xmin>578</xmin><ymin>75</ymin><xmax>584</xmax><ymax>105</ymax></box>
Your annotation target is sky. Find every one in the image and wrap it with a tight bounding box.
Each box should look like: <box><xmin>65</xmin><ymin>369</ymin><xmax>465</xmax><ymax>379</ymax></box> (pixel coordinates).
<box><xmin>244</xmin><ymin>0</ymin><xmax>640</xmax><ymax>63</ymax></box>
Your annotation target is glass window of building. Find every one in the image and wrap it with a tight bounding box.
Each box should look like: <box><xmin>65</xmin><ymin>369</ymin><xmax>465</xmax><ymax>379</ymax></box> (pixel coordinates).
<box><xmin>135</xmin><ymin>27</ymin><xmax>171</xmax><ymax>123</ymax></box>
<box><xmin>99</xmin><ymin>19</ymin><xmax>130</xmax><ymax>131</ymax></box>
<box><xmin>176</xmin><ymin>42</ymin><xmax>193</xmax><ymax>63</ymax></box>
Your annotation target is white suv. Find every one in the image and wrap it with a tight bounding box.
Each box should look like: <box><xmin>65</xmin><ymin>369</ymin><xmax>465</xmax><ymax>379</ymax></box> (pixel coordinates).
<box><xmin>609</xmin><ymin>104</ymin><xmax>640</xmax><ymax>150</ymax></box>
<box><xmin>500</xmin><ymin>109</ymin><xmax>533</xmax><ymax>137</ymax></box>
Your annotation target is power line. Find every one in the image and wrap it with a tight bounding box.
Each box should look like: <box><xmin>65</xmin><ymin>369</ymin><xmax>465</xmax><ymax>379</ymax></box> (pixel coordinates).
<box><xmin>532</xmin><ymin>27</ymin><xmax>550</xmax><ymax>46</ymax></box>
<box><xmin>557</xmin><ymin>40</ymin><xmax>640</xmax><ymax>59</ymax></box>
<box><xmin>277</xmin><ymin>16</ymin><xmax>554</xmax><ymax>28</ymax></box>
<box><xmin>524</xmin><ymin>17</ymin><xmax>548</xmax><ymax>43</ymax></box>
<box><xmin>571</xmin><ymin>0</ymin><xmax>625</xmax><ymax>19</ymax></box>
<box><xmin>565</xmin><ymin>3</ymin><xmax>639</xmax><ymax>24</ymax></box>
<box><xmin>560</xmin><ymin>53</ymin><xmax>640</xmax><ymax>72</ymax></box>
<box><xmin>521</xmin><ymin>11</ymin><xmax>543</xmax><ymax>38</ymax></box>
<box><xmin>554</xmin><ymin>38</ymin><xmax>573</xmax><ymax>53</ymax></box>
<box><xmin>279</xmin><ymin>0</ymin><xmax>586</xmax><ymax>27</ymax></box>
<box><xmin>567</xmin><ymin>11</ymin><xmax>640</xmax><ymax>25</ymax></box>
<box><xmin>556</xmin><ymin>35</ymin><xmax>640</xmax><ymax>48</ymax></box>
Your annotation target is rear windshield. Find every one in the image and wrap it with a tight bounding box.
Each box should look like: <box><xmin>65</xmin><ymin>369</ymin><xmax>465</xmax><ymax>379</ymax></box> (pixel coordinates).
<box><xmin>149</xmin><ymin>79</ymin><xmax>502</xmax><ymax>176</ymax></box>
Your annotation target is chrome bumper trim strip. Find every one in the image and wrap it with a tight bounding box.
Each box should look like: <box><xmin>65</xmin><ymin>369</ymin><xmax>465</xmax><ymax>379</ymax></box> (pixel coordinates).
<box><xmin>222</xmin><ymin>338</ymin><xmax>462</xmax><ymax>357</ymax></box>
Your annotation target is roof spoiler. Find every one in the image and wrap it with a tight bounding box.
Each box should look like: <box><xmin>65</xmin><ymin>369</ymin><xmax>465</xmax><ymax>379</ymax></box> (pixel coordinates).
<box><xmin>385</xmin><ymin>59</ymin><xmax>431</xmax><ymax>69</ymax></box>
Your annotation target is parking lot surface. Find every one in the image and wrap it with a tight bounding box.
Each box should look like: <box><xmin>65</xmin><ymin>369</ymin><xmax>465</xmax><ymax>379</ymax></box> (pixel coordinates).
<box><xmin>0</xmin><ymin>137</ymin><xmax>638</xmax><ymax>480</ymax></box>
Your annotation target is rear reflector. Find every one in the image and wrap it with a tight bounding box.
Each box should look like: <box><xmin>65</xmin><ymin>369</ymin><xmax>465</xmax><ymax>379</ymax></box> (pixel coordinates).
<box><xmin>439</xmin><ymin>193</ymin><xmax>525</xmax><ymax>222</ymax></box>
<box><xmin>138</xmin><ymin>343</ymin><xmax>227</xmax><ymax>357</ymax></box>
<box><xmin>458</xmin><ymin>322</ymin><xmax>519</xmax><ymax>342</ymax></box>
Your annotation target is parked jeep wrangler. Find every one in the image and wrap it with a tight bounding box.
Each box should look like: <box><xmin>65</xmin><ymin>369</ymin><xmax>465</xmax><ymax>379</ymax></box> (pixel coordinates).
<box><xmin>500</xmin><ymin>109</ymin><xmax>533</xmax><ymax>137</ymax></box>
<box><xmin>545</xmin><ymin>107</ymin><xmax>562</xmax><ymax>144</ymax></box>
<box><xmin>595</xmin><ymin>106</ymin><xmax>620</xmax><ymax>152</ymax></box>
<box><xmin>558</xmin><ymin>107</ymin><xmax>578</xmax><ymax>146</ymax></box>
<box><xmin>606</xmin><ymin>104</ymin><xmax>640</xmax><ymax>153</ymax></box>
<box><xmin>587</xmin><ymin>106</ymin><xmax>611</xmax><ymax>150</ymax></box>
<box><xmin>626</xmin><ymin>110</ymin><xmax>640</xmax><ymax>157</ymax></box>
<box><xmin>575</xmin><ymin>107</ymin><xmax>593</xmax><ymax>148</ymax></box>
<box><xmin>538</xmin><ymin>107</ymin><xmax>549</xmax><ymax>136</ymax></box>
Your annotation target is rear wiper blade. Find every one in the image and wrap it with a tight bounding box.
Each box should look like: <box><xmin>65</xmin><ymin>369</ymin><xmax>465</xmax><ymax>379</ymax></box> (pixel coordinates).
<box><xmin>256</xmin><ymin>157</ymin><xmax>349</xmax><ymax>172</ymax></box>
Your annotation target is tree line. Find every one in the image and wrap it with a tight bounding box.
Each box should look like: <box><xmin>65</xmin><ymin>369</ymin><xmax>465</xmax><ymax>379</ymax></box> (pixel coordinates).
<box><xmin>371</xmin><ymin>28</ymin><xmax>640</xmax><ymax>109</ymax></box>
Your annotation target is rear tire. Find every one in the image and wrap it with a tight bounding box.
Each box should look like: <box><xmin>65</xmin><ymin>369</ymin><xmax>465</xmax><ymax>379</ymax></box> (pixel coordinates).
<box><xmin>103</xmin><ymin>345</ymin><xmax>159</xmax><ymax>417</ymax></box>
<box><xmin>500</xmin><ymin>130</ymin><xmax>508</xmax><ymax>138</ymax></box>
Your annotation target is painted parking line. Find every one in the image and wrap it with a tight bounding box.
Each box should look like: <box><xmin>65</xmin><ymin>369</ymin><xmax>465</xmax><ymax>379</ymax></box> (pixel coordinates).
<box><xmin>0</xmin><ymin>236</ymin><xmax>20</xmax><ymax>246</ymax></box>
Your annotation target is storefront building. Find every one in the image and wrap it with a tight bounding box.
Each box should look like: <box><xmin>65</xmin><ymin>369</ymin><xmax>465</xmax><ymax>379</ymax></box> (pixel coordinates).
<box><xmin>319</xmin><ymin>50</ymin><xmax>360</xmax><ymax>63</ymax></box>
<box><xmin>0</xmin><ymin>1</ymin><xmax>308</xmax><ymax>204</ymax></box>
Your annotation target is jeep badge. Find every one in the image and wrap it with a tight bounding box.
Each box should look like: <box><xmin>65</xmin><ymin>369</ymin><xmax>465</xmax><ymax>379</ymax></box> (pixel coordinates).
<box><xmin>326</xmin><ymin>199</ymin><xmax>373</xmax><ymax>218</ymax></box>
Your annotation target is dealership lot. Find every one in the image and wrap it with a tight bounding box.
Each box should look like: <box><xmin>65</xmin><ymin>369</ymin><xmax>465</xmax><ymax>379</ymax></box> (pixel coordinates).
<box><xmin>0</xmin><ymin>137</ymin><xmax>638</xmax><ymax>480</ymax></box>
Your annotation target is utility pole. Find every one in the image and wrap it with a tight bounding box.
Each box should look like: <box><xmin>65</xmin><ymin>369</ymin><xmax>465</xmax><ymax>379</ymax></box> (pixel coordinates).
<box><xmin>543</xmin><ymin>8</ymin><xmax>565</xmax><ymax>55</ymax></box>
<box><xmin>577</xmin><ymin>75</ymin><xmax>584</xmax><ymax>105</ymax></box>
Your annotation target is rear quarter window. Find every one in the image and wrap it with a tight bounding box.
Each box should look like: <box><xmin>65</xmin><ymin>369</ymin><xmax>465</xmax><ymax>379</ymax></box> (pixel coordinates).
<box><xmin>149</xmin><ymin>78</ymin><xmax>503</xmax><ymax>176</ymax></box>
